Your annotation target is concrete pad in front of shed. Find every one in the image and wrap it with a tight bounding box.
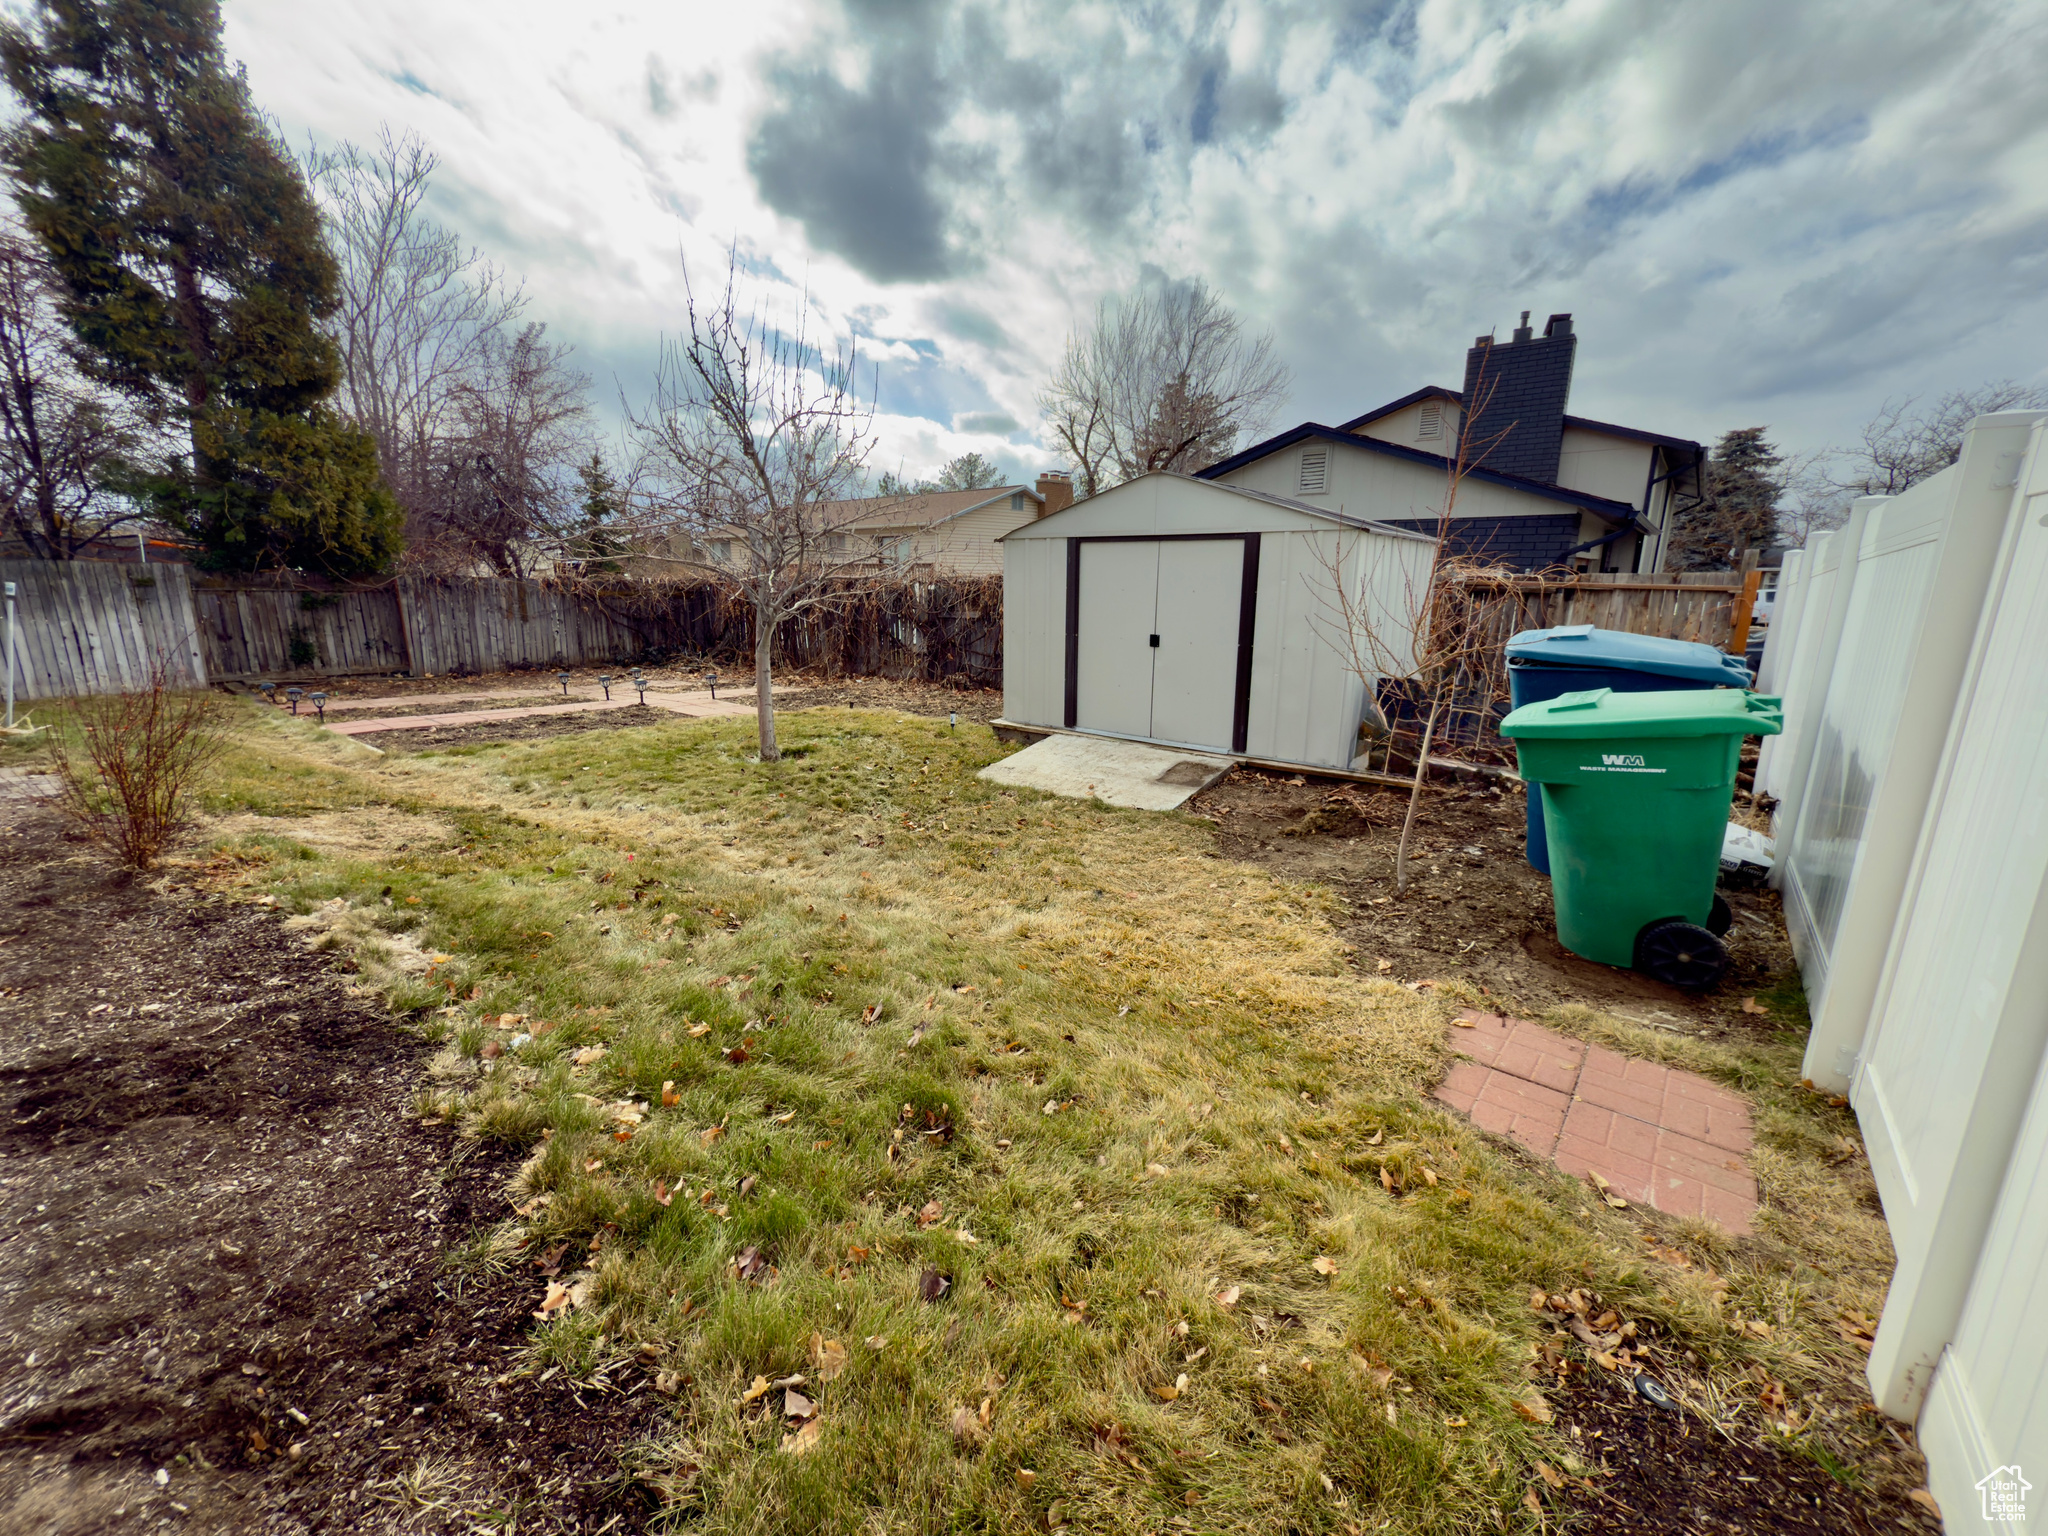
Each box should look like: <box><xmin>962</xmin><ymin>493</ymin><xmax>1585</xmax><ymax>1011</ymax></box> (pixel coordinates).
<box><xmin>978</xmin><ymin>733</ymin><xmax>1233</xmax><ymax>811</ymax></box>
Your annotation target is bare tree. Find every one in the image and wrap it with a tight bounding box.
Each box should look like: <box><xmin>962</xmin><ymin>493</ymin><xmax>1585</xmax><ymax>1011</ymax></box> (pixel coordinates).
<box><xmin>1831</xmin><ymin>381</ymin><xmax>2048</xmax><ymax>498</ymax></box>
<box><xmin>303</xmin><ymin>127</ymin><xmax>527</xmax><ymax>542</ymax></box>
<box><xmin>414</xmin><ymin>324</ymin><xmax>593</xmax><ymax>577</ymax></box>
<box><xmin>626</xmin><ymin>258</ymin><xmax>880</xmax><ymax>762</ymax></box>
<box><xmin>1039</xmin><ymin>279</ymin><xmax>1289</xmax><ymax>498</ymax></box>
<box><xmin>1312</xmin><ymin>367</ymin><xmax>1518</xmax><ymax>896</ymax></box>
<box><xmin>0</xmin><ymin>232</ymin><xmax>155</xmax><ymax>558</ymax></box>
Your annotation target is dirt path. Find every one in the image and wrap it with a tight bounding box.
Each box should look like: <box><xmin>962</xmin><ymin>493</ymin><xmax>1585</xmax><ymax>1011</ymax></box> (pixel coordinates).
<box><xmin>0</xmin><ymin>806</ymin><xmax>660</xmax><ymax>1534</ymax></box>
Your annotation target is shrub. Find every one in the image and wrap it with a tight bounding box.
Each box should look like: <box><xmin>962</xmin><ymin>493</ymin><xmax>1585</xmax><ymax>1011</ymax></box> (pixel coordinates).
<box><xmin>49</xmin><ymin>663</ymin><xmax>227</xmax><ymax>869</ymax></box>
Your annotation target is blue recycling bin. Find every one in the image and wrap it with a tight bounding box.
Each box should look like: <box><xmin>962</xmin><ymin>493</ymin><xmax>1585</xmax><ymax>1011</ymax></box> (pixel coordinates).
<box><xmin>1506</xmin><ymin>625</ymin><xmax>1754</xmax><ymax>873</ymax></box>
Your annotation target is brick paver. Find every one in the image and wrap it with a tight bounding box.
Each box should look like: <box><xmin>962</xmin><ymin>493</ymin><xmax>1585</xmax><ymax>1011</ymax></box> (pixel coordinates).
<box><xmin>1434</xmin><ymin>1008</ymin><xmax>1758</xmax><ymax>1233</ymax></box>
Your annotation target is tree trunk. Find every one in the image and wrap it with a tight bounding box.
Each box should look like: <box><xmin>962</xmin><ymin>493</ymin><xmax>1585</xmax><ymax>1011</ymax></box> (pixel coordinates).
<box><xmin>1393</xmin><ymin>693</ymin><xmax>1444</xmax><ymax>897</ymax></box>
<box><xmin>753</xmin><ymin>602</ymin><xmax>779</xmax><ymax>763</ymax></box>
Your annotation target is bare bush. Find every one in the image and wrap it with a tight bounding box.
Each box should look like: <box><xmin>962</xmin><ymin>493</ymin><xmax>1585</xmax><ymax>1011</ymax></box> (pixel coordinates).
<box><xmin>50</xmin><ymin>665</ymin><xmax>227</xmax><ymax>868</ymax></box>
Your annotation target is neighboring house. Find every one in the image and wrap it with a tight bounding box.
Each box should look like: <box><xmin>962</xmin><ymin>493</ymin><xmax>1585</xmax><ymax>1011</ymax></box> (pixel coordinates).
<box><xmin>654</xmin><ymin>473</ymin><xmax>1077</xmax><ymax>579</ymax></box>
<box><xmin>835</xmin><ymin>473</ymin><xmax>1074</xmax><ymax>576</ymax></box>
<box><xmin>1196</xmin><ymin>313</ymin><xmax>1705</xmax><ymax>573</ymax></box>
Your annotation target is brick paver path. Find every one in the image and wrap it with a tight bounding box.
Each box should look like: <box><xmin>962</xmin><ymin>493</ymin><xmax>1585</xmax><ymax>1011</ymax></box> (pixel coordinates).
<box><xmin>1433</xmin><ymin>1009</ymin><xmax>1758</xmax><ymax>1233</ymax></box>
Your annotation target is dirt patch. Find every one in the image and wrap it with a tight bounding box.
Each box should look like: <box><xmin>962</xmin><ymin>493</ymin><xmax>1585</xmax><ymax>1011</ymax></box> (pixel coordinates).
<box><xmin>1188</xmin><ymin>768</ymin><xmax>1795</xmax><ymax>1038</ymax></box>
<box><xmin>731</xmin><ymin>671</ymin><xmax>1005</xmax><ymax>723</ymax></box>
<box><xmin>0</xmin><ymin>807</ymin><xmax>663</xmax><ymax>1533</ymax></box>
<box><xmin>352</xmin><ymin>705</ymin><xmax>677</xmax><ymax>754</ymax></box>
<box><xmin>1550</xmin><ymin>1374</ymin><xmax>1931</xmax><ymax>1534</ymax></box>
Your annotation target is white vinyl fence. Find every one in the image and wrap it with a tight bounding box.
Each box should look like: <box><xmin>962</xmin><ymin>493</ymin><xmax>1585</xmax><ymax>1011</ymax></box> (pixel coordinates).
<box><xmin>1759</xmin><ymin>409</ymin><xmax>2048</xmax><ymax>1528</ymax></box>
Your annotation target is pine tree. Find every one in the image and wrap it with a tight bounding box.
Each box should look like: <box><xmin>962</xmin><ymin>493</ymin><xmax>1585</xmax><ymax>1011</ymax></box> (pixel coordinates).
<box><xmin>1667</xmin><ymin>427</ymin><xmax>1786</xmax><ymax>571</ymax></box>
<box><xmin>2</xmin><ymin>0</ymin><xmax>400</xmax><ymax>575</ymax></box>
<box><xmin>571</xmin><ymin>451</ymin><xmax>624</xmax><ymax>572</ymax></box>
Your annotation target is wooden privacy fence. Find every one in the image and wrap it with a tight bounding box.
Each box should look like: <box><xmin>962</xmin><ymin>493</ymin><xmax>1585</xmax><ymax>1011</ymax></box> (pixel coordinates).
<box><xmin>0</xmin><ymin>560</ymin><xmax>1004</xmax><ymax>700</ymax></box>
<box><xmin>0</xmin><ymin>558</ymin><xmax>208</xmax><ymax>701</ymax></box>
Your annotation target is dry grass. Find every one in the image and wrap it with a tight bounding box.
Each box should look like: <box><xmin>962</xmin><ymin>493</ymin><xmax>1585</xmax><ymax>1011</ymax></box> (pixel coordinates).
<box><xmin>150</xmin><ymin>703</ymin><xmax>1913</xmax><ymax>1530</ymax></box>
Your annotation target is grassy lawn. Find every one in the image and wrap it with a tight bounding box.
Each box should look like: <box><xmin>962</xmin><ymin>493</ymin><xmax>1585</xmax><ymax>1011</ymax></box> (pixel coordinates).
<box><xmin>159</xmin><ymin>702</ymin><xmax>1901</xmax><ymax>1531</ymax></box>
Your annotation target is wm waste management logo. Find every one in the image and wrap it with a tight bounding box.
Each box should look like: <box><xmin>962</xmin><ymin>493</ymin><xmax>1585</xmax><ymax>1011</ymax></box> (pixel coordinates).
<box><xmin>1576</xmin><ymin>754</ymin><xmax>1666</xmax><ymax>774</ymax></box>
<box><xmin>1978</xmin><ymin>1465</ymin><xmax>2030</xmax><ymax>1523</ymax></box>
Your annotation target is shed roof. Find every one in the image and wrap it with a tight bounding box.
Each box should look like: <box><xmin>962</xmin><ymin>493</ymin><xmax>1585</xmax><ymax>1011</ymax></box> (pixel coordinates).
<box><xmin>999</xmin><ymin>471</ymin><xmax>1438</xmax><ymax>542</ymax></box>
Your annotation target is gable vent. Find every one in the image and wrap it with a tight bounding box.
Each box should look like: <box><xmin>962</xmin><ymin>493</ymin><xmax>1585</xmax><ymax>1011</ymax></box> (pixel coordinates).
<box><xmin>1298</xmin><ymin>447</ymin><xmax>1329</xmax><ymax>495</ymax></box>
<box><xmin>1419</xmin><ymin>401</ymin><xmax>1443</xmax><ymax>439</ymax></box>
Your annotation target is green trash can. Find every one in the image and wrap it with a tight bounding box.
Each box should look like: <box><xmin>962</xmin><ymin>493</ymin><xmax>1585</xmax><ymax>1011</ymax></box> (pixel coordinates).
<box><xmin>1498</xmin><ymin>687</ymin><xmax>1783</xmax><ymax>990</ymax></box>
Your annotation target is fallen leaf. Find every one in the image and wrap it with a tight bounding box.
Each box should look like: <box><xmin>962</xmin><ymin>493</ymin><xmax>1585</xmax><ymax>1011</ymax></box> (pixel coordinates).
<box><xmin>772</xmin><ymin>1109</ymin><xmax>797</xmax><ymax>1124</ymax></box>
<box><xmin>1534</xmin><ymin>1462</ymin><xmax>1563</xmax><ymax>1490</ymax></box>
<box><xmin>1151</xmin><ymin>1382</ymin><xmax>1180</xmax><ymax>1402</ymax></box>
<box><xmin>1444</xmin><ymin>1416</ymin><xmax>1468</xmax><ymax>1428</ymax></box>
<box><xmin>1015</xmin><ymin>1469</ymin><xmax>1037</xmax><ymax>1489</ymax></box>
<box><xmin>740</xmin><ymin>1375</ymin><xmax>773</xmax><ymax>1404</ymax></box>
<box><xmin>1379</xmin><ymin>1166</ymin><xmax>1396</xmax><ymax>1193</ymax></box>
<box><xmin>688</xmin><ymin>1022</ymin><xmax>711</xmax><ymax>1037</ymax></box>
<box><xmin>1741</xmin><ymin>997</ymin><xmax>1767</xmax><ymax>1015</ymax></box>
<box><xmin>918</xmin><ymin>1268</ymin><xmax>951</xmax><ymax>1303</ymax></box>
<box><xmin>955</xmin><ymin>1228</ymin><xmax>978</xmax><ymax>1245</ymax></box>
<box><xmin>734</xmin><ymin>1246</ymin><xmax>767</xmax><ymax>1283</ymax></box>
<box><xmin>534</xmin><ymin>1282</ymin><xmax>572</xmax><ymax>1318</ymax></box>
<box><xmin>847</xmin><ymin>1245</ymin><xmax>870</xmax><ymax>1263</ymax></box>
<box><xmin>1312</xmin><ymin>1256</ymin><xmax>1339</xmax><ymax>1276</ymax></box>
<box><xmin>783</xmin><ymin>1388</ymin><xmax>816</xmax><ymax>1420</ymax></box>
<box><xmin>700</xmin><ymin>1124</ymin><xmax>726</xmax><ymax>1147</ymax></box>
<box><xmin>950</xmin><ymin>1405</ymin><xmax>980</xmax><ymax>1445</ymax></box>
<box><xmin>1524</xmin><ymin>1489</ymin><xmax>1543</xmax><ymax>1515</ymax></box>
<box><xmin>810</xmin><ymin>1335</ymin><xmax>849</xmax><ymax>1381</ymax></box>
<box><xmin>917</xmin><ymin>1200</ymin><xmax>943</xmax><ymax>1229</ymax></box>
<box><xmin>862</xmin><ymin>1004</ymin><xmax>882</xmax><ymax>1025</ymax></box>
<box><xmin>1908</xmin><ymin>1489</ymin><xmax>1940</xmax><ymax>1518</ymax></box>
<box><xmin>1375</xmin><ymin>958</ymin><xmax>1392</xmax><ymax>973</ymax></box>
<box><xmin>654</xmin><ymin>1181</ymin><xmax>674</xmax><ymax>1207</ymax></box>
<box><xmin>1367</xmin><ymin>1128</ymin><xmax>1384</xmax><ymax>1146</ymax></box>
<box><xmin>780</xmin><ymin>1418</ymin><xmax>823</xmax><ymax>1456</ymax></box>
<box><xmin>1041</xmin><ymin>1099</ymin><xmax>1060</xmax><ymax>1116</ymax></box>
<box><xmin>661</xmin><ymin>1080</ymin><xmax>680</xmax><ymax>1108</ymax></box>
<box><xmin>583</xmin><ymin>1157</ymin><xmax>604</xmax><ymax>1173</ymax></box>
<box><xmin>1512</xmin><ymin>1391</ymin><xmax>1554</xmax><ymax>1426</ymax></box>
<box><xmin>865</xmin><ymin>1335</ymin><xmax>888</xmax><ymax>1350</ymax></box>
<box><xmin>724</xmin><ymin>1043</ymin><xmax>751</xmax><ymax>1065</ymax></box>
<box><xmin>1215</xmin><ymin>1285</ymin><xmax>1241</xmax><ymax>1309</ymax></box>
<box><xmin>572</xmin><ymin>1045</ymin><xmax>606</xmax><ymax>1066</ymax></box>
<box><xmin>1146</xmin><ymin>1162</ymin><xmax>1170</xmax><ymax>1179</ymax></box>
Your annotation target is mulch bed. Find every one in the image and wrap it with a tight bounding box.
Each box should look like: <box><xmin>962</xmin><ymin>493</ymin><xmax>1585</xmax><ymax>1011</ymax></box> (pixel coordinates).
<box><xmin>0</xmin><ymin>805</ymin><xmax>665</xmax><ymax>1533</ymax></box>
<box><xmin>1550</xmin><ymin>1374</ymin><xmax>1923</xmax><ymax>1534</ymax></box>
<box><xmin>1188</xmin><ymin>768</ymin><xmax>1794</xmax><ymax>1035</ymax></box>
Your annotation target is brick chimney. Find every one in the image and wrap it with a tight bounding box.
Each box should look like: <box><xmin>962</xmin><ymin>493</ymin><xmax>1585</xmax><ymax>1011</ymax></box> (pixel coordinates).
<box><xmin>1457</xmin><ymin>311</ymin><xmax>1576</xmax><ymax>484</ymax></box>
<box><xmin>1035</xmin><ymin>470</ymin><xmax>1074</xmax><ymax>517</ymax></box>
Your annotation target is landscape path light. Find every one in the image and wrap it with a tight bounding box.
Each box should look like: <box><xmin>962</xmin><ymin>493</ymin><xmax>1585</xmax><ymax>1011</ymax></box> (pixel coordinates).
<box><xmin>286</xmin><ymin>686</ymin><xmax>303</xmax><ymax>715</ymax></box>
<box><xmin>556</xmin><ymin>671</ymin><xmax>572</xmax><ymax>697</ymax></box>
<box><xmin>598</xmin><ymin>674</ymin><xmax>613</xmax><ymax>700</ymax></box>
<box><xmin>704</xmin><ymin>669</ymin><xmax>719</xmax><ymax>700</ymax></box>
<box><xmin>256</xmin><ymin>680</ymin><xmax>276</xmax><ymax>704</ymax></box>
<box><xmin>636</xmin><ymin>677</ymin><xmax>649</xmax><ymax>706</ymax></box>
<box><xmin>309</xmin><ymin>691</ymin><xmax>327</xmax><ymax>724</ymax></box>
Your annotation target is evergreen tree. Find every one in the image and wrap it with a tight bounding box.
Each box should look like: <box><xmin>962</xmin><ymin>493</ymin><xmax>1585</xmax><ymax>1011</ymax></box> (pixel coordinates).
<box><xmin>1667</xmin><ymin>427</ymin><xmax>1786</xmax><ymax>571</ymax></box>
<box><xmin>571</xmin><ymin>450</ymin><xmax>624</xmax><ymax>572</ymax></box>
<box><xmin>2</xmin><ymin>0</ymin><xmax>401</xmax><ymax>575</ymax></box>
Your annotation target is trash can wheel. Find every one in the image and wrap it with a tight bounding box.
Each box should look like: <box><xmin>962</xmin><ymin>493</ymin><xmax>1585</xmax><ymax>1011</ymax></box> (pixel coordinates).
<box><xmin>1707</xmin><ymin>894</ymin><xmax>1733</xmax><ymax>938</ymax></box>
<box><xmin>1633</xmin><ymin>919</ymin><xmax>1728</xmax><ymax>992</ymax></box>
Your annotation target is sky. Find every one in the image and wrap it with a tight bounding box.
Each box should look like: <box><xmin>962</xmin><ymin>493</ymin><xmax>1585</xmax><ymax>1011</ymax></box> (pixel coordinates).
<box><xmin>224</xmin><ymin>0</ymin><xmax>2048</xmax><ymax>488</ymax></box>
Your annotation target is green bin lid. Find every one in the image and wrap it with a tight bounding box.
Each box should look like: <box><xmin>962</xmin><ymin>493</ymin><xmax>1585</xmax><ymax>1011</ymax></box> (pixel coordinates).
<box><xmin>1499</xmin><ymin>687</ymin><xmax>1783</xmax><ymax>739</ymax></box>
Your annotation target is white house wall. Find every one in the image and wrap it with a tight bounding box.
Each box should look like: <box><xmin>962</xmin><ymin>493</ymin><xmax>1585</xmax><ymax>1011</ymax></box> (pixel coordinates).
<box><xmin>1353</xmin><ymin>400</ymin><xmax>1461</xmax><ymax>453</ymax></box>
<box><xmin>1215</xmin><ymin>440</ymin><xmax>1580</xmax><ymax>528</ymax></box>
<box><xmin>1555</xmin><ymin>427</ymin><xmax>1654</xmax><ymax>510</ymax></box>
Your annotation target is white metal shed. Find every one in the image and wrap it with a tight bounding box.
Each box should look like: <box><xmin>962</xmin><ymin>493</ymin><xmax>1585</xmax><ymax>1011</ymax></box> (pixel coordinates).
<box><xmin>997</xmin><ymin>473</ymin><xmax>1436</xmax><ymax>771</ymax></box>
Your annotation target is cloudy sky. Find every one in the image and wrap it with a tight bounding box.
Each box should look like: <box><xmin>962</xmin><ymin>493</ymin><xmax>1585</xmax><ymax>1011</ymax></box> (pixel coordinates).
<box><xmin>226</xmin><ymin>0</ymin><xmax>2048</xmax><ymax>486</ymax></box>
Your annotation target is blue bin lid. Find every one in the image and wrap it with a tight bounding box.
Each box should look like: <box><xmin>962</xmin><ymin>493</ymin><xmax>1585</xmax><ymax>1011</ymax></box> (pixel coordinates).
<box><xmin>1505</xmin><ymin>624</ymin><xmax>1752</xmax><ymax>685</ymax></box>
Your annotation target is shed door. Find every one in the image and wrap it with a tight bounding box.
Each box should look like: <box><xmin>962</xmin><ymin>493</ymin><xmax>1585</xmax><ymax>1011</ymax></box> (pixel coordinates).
<box><xmin>1074</xmin><ymin>541</ymin><xmax>1158</xmax><ymax>738</ymax></box>
<box><xmin>1150</xmin><ymin>540</ymin><xmax>1244</xmax><ymax>749</ymax></box>
<box><xmin>1072</xmin><ymin>538</ymin><xmax>1246</xmax><ymax>753</ymax></box>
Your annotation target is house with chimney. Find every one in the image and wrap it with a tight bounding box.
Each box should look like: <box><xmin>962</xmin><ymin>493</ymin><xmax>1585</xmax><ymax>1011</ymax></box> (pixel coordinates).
<box><xmin>1196</xmin><ymin>314</ymin><xmax>1704</xmax><ymax>573</ymax></box>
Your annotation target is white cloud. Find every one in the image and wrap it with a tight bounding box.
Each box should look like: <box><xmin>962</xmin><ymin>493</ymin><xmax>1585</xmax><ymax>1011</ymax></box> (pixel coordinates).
<box><xmin>225</xmin><ymin>0</ymin><xmax>2048</xmax><ymax>480</ymax></box>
